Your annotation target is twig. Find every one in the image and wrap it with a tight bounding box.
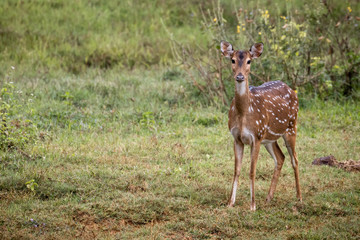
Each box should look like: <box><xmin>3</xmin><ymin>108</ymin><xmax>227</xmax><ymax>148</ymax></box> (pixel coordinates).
<box><xmin>250</xmin><ymin>72</ymin><xmax>267</xmax><ymax>83</ymax></box>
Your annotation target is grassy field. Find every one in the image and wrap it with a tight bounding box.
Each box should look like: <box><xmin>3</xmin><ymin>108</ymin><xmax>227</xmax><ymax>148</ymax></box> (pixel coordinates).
<box><xmin>1</xmin><ymin>0</ymin><xmax>360</xmax><ymax>239</ymax></box>
<box><xmin>0</xmin><ymin>68</ymin><xmax>359</xmax><ymax>239</ymax></box>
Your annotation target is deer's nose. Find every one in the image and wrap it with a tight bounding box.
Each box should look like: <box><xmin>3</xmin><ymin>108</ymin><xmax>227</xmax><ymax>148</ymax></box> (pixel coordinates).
<box><xmin>236</xmin><ymin>73</ymin><xmax>244</xmax><ymax>82</ymax></box>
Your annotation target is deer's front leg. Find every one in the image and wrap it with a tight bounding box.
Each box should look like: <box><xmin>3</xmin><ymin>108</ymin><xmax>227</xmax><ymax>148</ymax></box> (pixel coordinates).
<box><xmin>227</xmin><ymin>140</ymin><xmax>244</xmax><ymax>207</ymax></box>
<box><xmin>249</xmin><ymin>141</ymin><xmax>261</xmax><ymax>211</ymax></box>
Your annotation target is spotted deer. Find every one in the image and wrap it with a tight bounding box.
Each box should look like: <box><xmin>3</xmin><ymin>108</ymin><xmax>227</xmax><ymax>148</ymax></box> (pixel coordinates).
<box><xmin>220</xmin><ymin>41</ymin><xmax>302</xmax><ymax>211</ymax></box>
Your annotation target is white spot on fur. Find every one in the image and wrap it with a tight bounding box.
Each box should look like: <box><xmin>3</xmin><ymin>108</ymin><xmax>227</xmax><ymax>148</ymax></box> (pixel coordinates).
<box><xmin>266</xmin><ymin>126</ymin><xmax>284</xmax><ymax>136</ymax></box>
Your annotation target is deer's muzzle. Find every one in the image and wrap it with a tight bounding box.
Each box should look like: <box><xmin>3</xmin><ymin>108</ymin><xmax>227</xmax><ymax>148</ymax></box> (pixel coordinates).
<box><xmin>236</xmin><ymin>73</ymin><xmax>245</xmax><ymax>82</ymax></box>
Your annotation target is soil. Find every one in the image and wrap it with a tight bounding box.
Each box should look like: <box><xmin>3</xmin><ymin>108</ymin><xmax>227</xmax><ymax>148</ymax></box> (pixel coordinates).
<box><xmin>312</xmin><ymin>155</ymin><xmax>360</xmax><ymax>172</ymax></box>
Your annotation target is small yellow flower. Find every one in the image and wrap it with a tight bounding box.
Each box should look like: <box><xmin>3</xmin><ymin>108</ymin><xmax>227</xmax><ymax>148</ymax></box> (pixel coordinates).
<box><xmin>213</xmin><ymin>18</ymin><xmax>217</xmax><ymax>22</ymax></box>
<box><xmin>242</xmin><ymin>27</ymin><xmax>245</xmax><ymax>31</ymax></box>
<box><xmin>258</xmin><ymin>31</ymin><xmax>262</xmax><ymax>35</ymax></box>
<box><xmin>294</xmin><ymin>90</ymin><xmax>298</xmax><ymax>94</ymax></box>
<box><xmin>237</xmin><ymin>25</ymin><xmax>240</xmax><ymax>33</ymax></box>
<box><xmin>347</xmin><ymin>6</ymin><xmax>352</xmax><ymax>13</ymax></box>
<box><xmin>262</xmin><ymin>10</ymin><xmax>269</xmax><ymax>19</ymax></box>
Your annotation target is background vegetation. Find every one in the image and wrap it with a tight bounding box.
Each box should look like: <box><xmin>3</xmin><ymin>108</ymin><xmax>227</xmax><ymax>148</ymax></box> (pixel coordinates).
<box><xmin>0</xmin><ymin>0</ymin><xmax>359</xmax><ymax>239</ymax></box>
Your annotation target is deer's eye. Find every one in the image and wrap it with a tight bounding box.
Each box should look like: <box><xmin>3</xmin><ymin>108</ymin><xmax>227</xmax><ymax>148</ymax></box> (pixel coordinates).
<box><xmin>247</xmin><ymin>60</ymin><xmax>251</xmax><ymax>64</ymax></box>
<box><xmin>231</xmin><ymin>59</ymin><xmax>235</xmax><ymax>64</ymax></box>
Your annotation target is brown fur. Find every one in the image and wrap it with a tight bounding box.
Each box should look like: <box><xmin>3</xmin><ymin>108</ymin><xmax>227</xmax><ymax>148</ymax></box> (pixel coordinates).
<box><xmin>228</xmin><ymin>81</ymin><xmax>299</xmax><ymax>142</ymax></box>
<box><xmin>220</xmin><ymin>41</ymin><xmax>302</xmax><ymax>210</ymax></box>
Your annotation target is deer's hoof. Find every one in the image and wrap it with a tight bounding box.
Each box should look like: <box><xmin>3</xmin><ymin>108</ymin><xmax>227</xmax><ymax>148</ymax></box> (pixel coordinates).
<box><xmin>227</xmin><ymin>202</ymin><xmax>234</xmax><ymax>208</ymax></box>
<box><xmin>250</xmin><ymin>204</ymin><xmax>256</xmax><ymax>211</ymax></box>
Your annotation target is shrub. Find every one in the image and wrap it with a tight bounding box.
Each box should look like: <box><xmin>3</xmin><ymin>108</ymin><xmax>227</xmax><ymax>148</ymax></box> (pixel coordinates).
<box><xmin>169</xmin><ymin>0</ymin><xmax>360</xmax><ymax>105</ymax></box>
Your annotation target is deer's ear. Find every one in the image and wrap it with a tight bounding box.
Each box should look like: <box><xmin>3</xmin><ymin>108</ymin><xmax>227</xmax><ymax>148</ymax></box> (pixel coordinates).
<box><xmin>220</xmin><ymin>41</ymin><xmax>234</xmax><ymax>58</ymax></box>
<box><xmin>250</xmin><ymin>43</ymin><xmax>263</xmax><ymax>59</ymax></box>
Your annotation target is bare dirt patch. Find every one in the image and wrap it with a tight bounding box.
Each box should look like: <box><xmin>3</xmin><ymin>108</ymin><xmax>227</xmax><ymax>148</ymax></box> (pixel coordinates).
<box><xmin>312</xmin><ymin>155</ymin><xmax>360</xmax><ymax>172</ymax></box>
<box><xmin>72</xmin><ymin>210</ymin><xmax>166</xmax><ymax>239</ymax></box>
<box><xmin>73</xmin><ymin>210</ymin><xmax>126</xmax><ymax>239</ymax></box>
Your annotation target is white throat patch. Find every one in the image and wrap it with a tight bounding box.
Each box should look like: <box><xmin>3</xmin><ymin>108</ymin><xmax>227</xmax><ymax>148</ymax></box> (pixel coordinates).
<box><xmin>236</xmin><ymin>81</ymin><xmax>246</xmax><ymax>96</ymax></box>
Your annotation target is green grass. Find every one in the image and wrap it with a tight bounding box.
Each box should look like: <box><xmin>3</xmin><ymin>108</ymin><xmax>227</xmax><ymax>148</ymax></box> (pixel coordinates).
<box><xmin>2</xmin><ymin>0</ymin><xmax>358</xmax><ymax>77</ymax></box>
<box><xmin>0</xmin><ymin>0</ymin><xmax>212</xmax><ymax>75</ymax></box>
<box><xmin>1</xmin><ymin>0</ymin><xmax>359</xmax><ymax>238</ymax></box>
<box><xmin>1</xmin><ymin>68</ymin><xmax>359</xmax><ymax>239</ymax></box>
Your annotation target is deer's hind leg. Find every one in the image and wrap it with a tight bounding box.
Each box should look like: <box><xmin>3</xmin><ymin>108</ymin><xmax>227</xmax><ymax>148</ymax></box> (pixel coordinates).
<box><xmin>282</xmin><ymin>133</ymin><xmax>302</xmax><ymax>202</ymax></box>
<box><xmin>264</xmin><ymin>141</ymin><xmax>285</xmax><ymax>203</ymax></box>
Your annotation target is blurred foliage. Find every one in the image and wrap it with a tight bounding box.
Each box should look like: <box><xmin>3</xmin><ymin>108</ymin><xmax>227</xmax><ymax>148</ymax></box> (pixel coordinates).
<box><xmin>0</xmin><ymin>0</ymin><xmax>359</xmax><ymax>100</ymax></box>
<box><xmin>169</xmin><ymin>0</ymin><xmax>360</xmax><ymax>103</ymax></box>
<box><xmin>0</xmin><ymin>0</ymin><xmax>212</xmax><ymax>74</ymax></box>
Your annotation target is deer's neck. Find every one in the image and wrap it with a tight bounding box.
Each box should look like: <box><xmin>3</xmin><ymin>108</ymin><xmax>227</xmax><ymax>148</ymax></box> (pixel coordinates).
<box><xmin>234</xmin><ymin>80</ymin><xmax>251</xmax><ymax>116</ymax></box>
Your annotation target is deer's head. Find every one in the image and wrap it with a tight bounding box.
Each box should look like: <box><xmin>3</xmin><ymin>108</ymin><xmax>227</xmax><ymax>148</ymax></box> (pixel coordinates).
<box><xmin>220</xmin><ymin>41</ymin><xmax>263</xmax><ymax>83</ymax></box>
